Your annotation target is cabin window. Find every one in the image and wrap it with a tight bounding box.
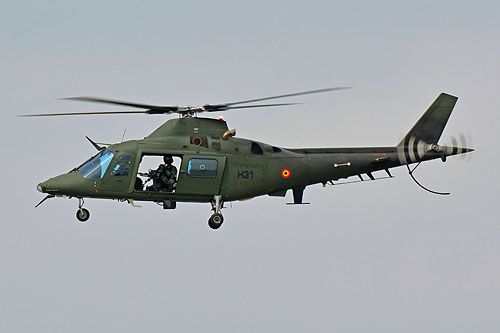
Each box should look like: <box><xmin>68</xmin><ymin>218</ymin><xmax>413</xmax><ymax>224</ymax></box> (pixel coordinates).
<box><xmin>272</xmin><ymin>146</ymin><xmax>282</xmax><ymax>153</ymax></box>
<box><xmin>251</xmin><ymin>142</ymin><xmax>263</xmax><ymax>155</ymax></box>
<box><xmin>78</xmin><ymin>150</ymin><xmax>114</xmax><ymax>179</ymax></box>
<box><xmin>187</xmin><ymin>158</ymin><xmax>218</xmax><ymax>178</ymax></box>
<box><xmin>111</xmin><ymin>155</ymin><xmax>133</xmax><ymax>176</ymax></box>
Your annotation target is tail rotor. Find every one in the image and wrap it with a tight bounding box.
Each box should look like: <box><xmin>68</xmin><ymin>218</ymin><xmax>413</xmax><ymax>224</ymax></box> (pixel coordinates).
<box><xmin>445</xmin><ymin>132</ymin><xmax>474</xmax><ymax>163</ymax></box>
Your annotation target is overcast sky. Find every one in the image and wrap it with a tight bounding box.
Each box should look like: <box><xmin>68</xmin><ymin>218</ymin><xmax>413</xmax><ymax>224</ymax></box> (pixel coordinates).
<box><xmin>1</xmin><ymin>1</ymin><xmax>499</xmax><ymax>332</ymax></box>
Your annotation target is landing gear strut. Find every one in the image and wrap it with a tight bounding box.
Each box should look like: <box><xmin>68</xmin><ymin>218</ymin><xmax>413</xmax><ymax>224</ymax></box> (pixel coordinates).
<box><xmin>208</xmin><ymin>195</ymin><xmax>224</xmax><ymax>229</ymax></box>
<box><xmin>76</xmin><ymin>198</ymin><xmax>90</xmax><ymax>222</ymax></box>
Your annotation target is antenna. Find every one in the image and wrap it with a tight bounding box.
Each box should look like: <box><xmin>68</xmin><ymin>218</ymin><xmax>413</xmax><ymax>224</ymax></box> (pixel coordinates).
<box><xmin>121</xmin><ymin>129</ymin><xmax>127</xmax><ymax>142</ymax></box>
<box><xmin>406</xmin><ymin>163</ymin><xmax>450</xmax><ymax>195</ymax></box>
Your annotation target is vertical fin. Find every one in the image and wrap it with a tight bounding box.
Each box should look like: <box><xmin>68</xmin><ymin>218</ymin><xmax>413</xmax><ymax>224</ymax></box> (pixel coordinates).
<box><xmin>398</xmin><ymin>93</ymin><xmax>458</xmax><ymax>146</ymax></box>
<box><xmin>397</xmin><ymin>93</ymin><xmax>458</xmax><ymax>165</ymax></box>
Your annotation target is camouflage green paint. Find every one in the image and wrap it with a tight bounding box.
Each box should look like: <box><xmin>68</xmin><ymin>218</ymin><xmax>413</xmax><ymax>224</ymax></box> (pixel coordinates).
<box><xmin>37</xmin><ymin>93</ymin><xmax>473</xmax><ymax>206</ymax></box>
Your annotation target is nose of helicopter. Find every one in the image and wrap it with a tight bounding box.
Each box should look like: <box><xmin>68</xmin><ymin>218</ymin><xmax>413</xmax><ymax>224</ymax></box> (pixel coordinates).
<box><xmin>37</xmin><ymin>173</ymin><xmax>76</xmax><ymax>195</ymax></box>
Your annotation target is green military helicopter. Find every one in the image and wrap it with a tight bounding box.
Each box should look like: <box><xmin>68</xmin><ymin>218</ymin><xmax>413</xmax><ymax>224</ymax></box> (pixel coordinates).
<box><xmin>26</xmin><ymin>88</ymin><xmax>473</xmax><ymax>229</ymax></box>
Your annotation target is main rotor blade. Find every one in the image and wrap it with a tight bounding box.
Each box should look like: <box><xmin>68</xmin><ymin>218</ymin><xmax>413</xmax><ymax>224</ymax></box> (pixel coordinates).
<box><xmin>18</xmin><ymin>103</ymin><xmax>300</xmax><ymax>117</ymax></box>
<box><xmin>224</xmin><ymin>86</ymin><xmax>353</xmax><ymax>106</ymax></box>
<box><xmin>204</xmin><ymin>102</ymin><xmax>301</xmax><ymax>112</ymax></box>
<box><xmin>62</xmin><ymin>96</ymin><xmax>179</xmax><ymax>112</ymax></box>
<box><xmin>20</xmin><ymin>86</ymin><xmax>351</xmax><ymax>117</ymax></box>
<box><xmin>18</xmin><ymin>110</ymin><xmax>153</xmax><ymax>117</ymax></box>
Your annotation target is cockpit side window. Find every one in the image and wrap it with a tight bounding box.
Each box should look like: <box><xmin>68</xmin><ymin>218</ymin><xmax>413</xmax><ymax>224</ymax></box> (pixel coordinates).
<box><xmin>78</xmin><ymin>150</ymin><xmax>114</xmax><ymax>179</ymax></box>
<box><xmin>111</xmin><ymin>155</ymin><xmax>132</xmax><ymax>177</ymax></box>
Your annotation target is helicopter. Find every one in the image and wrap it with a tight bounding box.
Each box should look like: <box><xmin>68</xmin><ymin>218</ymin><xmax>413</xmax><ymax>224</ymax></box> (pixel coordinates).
<box><xmin>25</xmin><ymin>87</ymin><xmax>473</xmax><ymax>229</ymax></box>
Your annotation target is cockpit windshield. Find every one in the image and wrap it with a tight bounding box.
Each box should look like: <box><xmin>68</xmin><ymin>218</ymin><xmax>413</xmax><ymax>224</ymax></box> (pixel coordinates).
<box><xmin>78</xmin><ymin>150</ymin><xmax>114</xmax><ymax>179</ymax></box>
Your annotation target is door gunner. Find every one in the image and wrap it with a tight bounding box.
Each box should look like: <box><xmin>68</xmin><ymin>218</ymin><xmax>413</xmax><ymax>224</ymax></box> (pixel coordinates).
<box><xmin>149</xmin><ymin>155</ymin><xmax>177</xmax><ymax>192</ymax></box>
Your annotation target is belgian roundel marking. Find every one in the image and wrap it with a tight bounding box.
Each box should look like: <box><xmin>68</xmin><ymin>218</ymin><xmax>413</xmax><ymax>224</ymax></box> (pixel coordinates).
<box><xmin>281</xmin><ymin>169</ymin><xmax>291</xmax><ymax>178</ymax></box>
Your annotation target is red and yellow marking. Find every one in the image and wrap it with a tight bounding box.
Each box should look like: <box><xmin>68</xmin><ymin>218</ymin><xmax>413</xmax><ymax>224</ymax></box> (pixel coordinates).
<box><xmin>281</xmin><ymin>169</ymin><xmax>291</xmax><ymax>178</ymax></box>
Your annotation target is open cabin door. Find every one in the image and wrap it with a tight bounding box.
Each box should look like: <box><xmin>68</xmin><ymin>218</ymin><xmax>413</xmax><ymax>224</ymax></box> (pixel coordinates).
<box><xmin>175</xmin><ymin>155</ymin><xmax>226</xmax><ymax>195</ymax></box>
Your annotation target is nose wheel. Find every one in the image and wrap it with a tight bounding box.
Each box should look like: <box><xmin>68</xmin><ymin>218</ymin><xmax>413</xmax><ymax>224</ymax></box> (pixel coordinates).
<box><xmin>76</xmin><ymin>198</ymin><xmax>90</xmax><ymax>222</ymax></box>
<box><xmin>208</xmin><ymin>195</ymin><xmax>224</xmax><ymax>229</ymax></box>
<box><xmin>208</xmin><ymin>213</ymin><xmax>224</xmax><ymax>229</ymax></box>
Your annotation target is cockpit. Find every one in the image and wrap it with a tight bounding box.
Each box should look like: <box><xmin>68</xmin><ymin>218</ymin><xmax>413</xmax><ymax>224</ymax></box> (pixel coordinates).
<box><xmin>77</xmin><ymin>150</ymin><xmax>114</xmax><ymax>179</ymax></box>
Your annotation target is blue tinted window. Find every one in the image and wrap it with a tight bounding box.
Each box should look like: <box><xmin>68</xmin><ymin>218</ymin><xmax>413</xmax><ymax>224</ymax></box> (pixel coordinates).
<box><xmin>78</xmin><ymin>150</ymin><xmax>114</xmax><ymax>179</ymax></box>
<box><xmin>111</xmin><ymin>155</ymin><xmax>132</xmax><ymax>176</ymax></box>
<box><xmin>187</xmin><ymin>159</ymin><xmax>217</xmax><ymax>178</ymax></box>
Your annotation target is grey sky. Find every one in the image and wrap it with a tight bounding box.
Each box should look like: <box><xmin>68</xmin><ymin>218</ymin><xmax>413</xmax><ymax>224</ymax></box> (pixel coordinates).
<box><xmin>1</xmin><ymin>1</ymin><xmax>499</xmax><ymax>332</ymax></box>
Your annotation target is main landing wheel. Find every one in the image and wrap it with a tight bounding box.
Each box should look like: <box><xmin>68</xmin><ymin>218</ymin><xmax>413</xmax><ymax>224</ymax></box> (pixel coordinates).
<box><xmin>76</xmin><ymin>208</ymin><xmax>90</xmax><ymax>222</ymax></box>
<box><xmin>208</xmin><ymin>213</ymin><xmax>224</xmax><ymax>230</ymax></box>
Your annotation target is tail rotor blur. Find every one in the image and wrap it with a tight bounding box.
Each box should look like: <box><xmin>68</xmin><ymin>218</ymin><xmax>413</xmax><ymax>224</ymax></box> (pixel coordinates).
<box><xmin>445</xmin><ymin>132</ymin><xmax>474</xmax><ymax>163</ymax></box>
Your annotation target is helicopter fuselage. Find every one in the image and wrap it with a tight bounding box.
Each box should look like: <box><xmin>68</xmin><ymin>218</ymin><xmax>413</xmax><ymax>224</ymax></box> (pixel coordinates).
<box><xmin>32</xmin><ymin>92</ymin><xmax>472</xmax><ymax>228</ymax></box>
<box><xmin>38</xmin><ymin>116</ymin><xmax>448</xmax><ymax>205</ymax></box>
